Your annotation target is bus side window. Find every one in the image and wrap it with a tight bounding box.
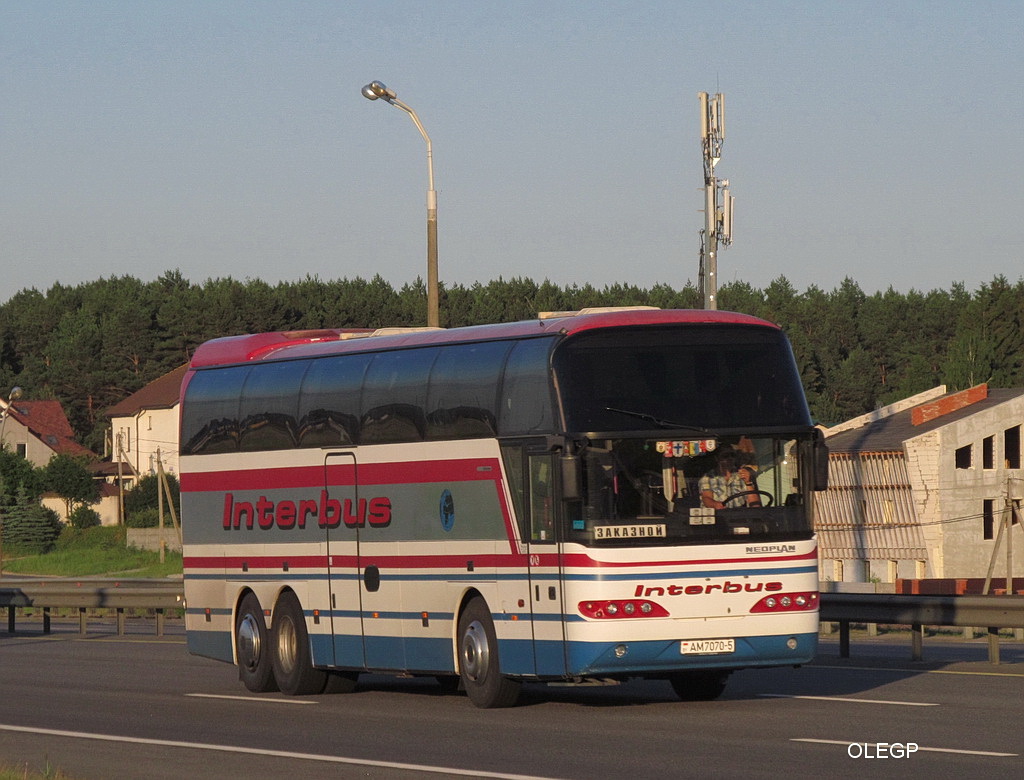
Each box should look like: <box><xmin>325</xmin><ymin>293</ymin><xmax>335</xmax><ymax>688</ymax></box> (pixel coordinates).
<box><xmin>501</xmin><ymin>445</ymin><xmax>528</xmax><ymax>543</ymax></box>
<box><xmin>529</xmin><ymin>455</ymin><xmax>555</xmax><ymax>543</ymax></box>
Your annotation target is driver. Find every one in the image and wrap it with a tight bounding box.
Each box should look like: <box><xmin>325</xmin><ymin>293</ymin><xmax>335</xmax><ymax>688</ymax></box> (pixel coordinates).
<box><xmin>699</xmin><ymin>447</ymin><xmax>761</xmax><ymax>508</ymax></box>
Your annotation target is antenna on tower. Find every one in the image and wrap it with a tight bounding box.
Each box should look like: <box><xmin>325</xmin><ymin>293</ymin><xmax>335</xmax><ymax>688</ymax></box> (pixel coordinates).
<box><xmin>698</xmin><ymin>92</ymin><xmax>734</xmax><ymax>310</ymax></box>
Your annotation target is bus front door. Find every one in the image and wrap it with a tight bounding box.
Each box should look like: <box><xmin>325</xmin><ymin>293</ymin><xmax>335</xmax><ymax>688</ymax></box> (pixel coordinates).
<box><xmin>527</xmin><ymin>451</ymin><xmax>567</xmax><ymax>677</ymax></box>
<box><xmin>323</xmin><ymin>452</ymin><xmax>367</xmax><ymax>669</ymax></box>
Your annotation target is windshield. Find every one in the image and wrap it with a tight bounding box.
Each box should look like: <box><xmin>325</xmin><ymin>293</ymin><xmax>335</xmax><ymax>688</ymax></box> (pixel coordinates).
<box><xmin>566</xmin><ymin>434</ymin><xmax>816</xmax><ymax>547</ymax></box>
<box><xmin>553</xmin><ymin>324</ymin><xmax>812</xmax><ymax>433</ymax></box>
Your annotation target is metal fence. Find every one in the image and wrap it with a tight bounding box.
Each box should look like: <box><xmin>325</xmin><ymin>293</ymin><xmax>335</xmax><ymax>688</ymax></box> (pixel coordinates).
<box><xmin>0</xmin><ymin>578</ymin><xmax>183</xmax><ymax>637</ymax></box>
<box><xmin>820</xmin><ymin>592</ymin><xmax>1024</xmax><ymax>663</ymax></box>
<box><xmin>3</xmin><ymin>580</ymin><xmax>1024</xmax><ymax>663</ymax></box>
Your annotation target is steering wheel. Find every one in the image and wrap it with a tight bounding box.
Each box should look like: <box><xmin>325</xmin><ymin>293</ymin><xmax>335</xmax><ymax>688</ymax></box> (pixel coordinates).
<box><xmin>722</xmin><ymin>490</ymin><xmax>774</xmax><ymax>507</ymax></box>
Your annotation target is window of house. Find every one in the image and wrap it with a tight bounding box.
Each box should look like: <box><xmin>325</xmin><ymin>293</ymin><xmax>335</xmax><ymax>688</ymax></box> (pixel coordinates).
<box><xmin>15</xmin><ymin>443</ymin><xmax>26</xmax><ymax>458</ymax></box>
<box><xmin>983</xmin><ymin>498</ymin><xmax>995</xmax><ymax>540</ymax></box>
<box><xmin>955</xmin><ymin>444</ymin><xmax>972</xmax><ymax>469</ymax></box>
<box><xmin>983</xmin><ymin>436</ymin><xmax>995</xmax><ymax>469</ymax></box>
<box><xmin>832</xmin><ymin>559</ymin><xmax>844</xmax><ymax>582</ymax></box>
<box><xmin>1005</xmin><ymin>426</ymin><xmax>1021</xmax><ymax>469</ymax></box>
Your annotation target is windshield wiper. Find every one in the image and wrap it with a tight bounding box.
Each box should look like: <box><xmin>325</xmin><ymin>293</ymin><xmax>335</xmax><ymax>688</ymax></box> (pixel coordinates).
<box><xmin>603</xmin><ymin>406</ymin><xmax>711</xmax><ymax>434</ymax></box>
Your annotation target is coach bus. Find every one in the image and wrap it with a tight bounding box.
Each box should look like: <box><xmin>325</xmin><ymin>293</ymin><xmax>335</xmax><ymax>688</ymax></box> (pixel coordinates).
<box><xmin>180</xmin><ymin>307</ymin><xmax>827</xmax><ymax>707</ymax></box>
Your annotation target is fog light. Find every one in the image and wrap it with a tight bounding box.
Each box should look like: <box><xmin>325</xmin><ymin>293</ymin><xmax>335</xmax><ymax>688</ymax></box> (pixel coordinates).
<box><xmin>765</xmin><ymin>597</ymin><xmax>777</xmax><ymax>609</ymax></box>
<box><xmin>786</xmin><ymin>637</ymin><xmax>798</xmax><ymax>650</ymax></box>
<box><xmin>624</xmin><ymin>602</ymin><xmax>636</xmax><ymax>615</ymax></box>
<box><xmin>606</xmin><ymin>603</ymin><xmax>619</xmax><ymax>615</ymax></box>
<box><xmin>614</xmin><ymin>644</ymin><xmax>628</xmax><ymax>658</ymax></box>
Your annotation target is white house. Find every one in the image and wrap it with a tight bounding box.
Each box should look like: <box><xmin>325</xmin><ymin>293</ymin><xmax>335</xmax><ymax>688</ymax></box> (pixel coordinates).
<box><xmin>106</xmin><ymin>364</ymin><xmax>187</xmax><ymax>480</ymax></box>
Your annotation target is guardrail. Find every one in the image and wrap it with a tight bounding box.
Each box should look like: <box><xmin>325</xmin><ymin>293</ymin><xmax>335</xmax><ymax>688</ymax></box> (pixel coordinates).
<box><xmin>3</xmin><ymin>581</ymin><xmax>1023</xmax><ymax>664</ymax></box>
<box><xmin>819</xmin><ymin>592</ymin><xmax>1024</xmax><ymax>663</ymax></box>
<box><xmin>0</xmin><ymin>578</ymin><xmax>184</xmax><ymax>637</ymax></box>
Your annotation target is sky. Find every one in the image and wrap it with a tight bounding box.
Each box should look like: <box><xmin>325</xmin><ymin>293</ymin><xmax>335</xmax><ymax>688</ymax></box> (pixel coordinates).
<box><xmin>2</xmin><ymin>1</ymin><xmax>1022</xmax><ymax>305</ymax></box>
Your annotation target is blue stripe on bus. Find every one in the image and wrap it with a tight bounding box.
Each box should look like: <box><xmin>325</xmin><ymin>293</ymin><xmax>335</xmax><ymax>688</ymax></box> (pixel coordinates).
<box><xmin>188</xmin><ymin>625</ymin><xmax>817</xmax><ymax>678</ymax></box>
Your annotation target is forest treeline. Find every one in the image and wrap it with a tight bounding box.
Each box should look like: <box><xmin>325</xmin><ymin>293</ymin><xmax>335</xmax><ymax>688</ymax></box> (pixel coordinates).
<box><xmin>1</xmin><ymin>270</ymin><xmax>1022</xmax><ymax>453</ymax></box>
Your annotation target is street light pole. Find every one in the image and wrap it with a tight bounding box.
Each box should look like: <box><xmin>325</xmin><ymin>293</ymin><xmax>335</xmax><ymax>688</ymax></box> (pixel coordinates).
<box><xmin>0</xmin><ymin>386</ymin><xmax>23</xmax><ymax>579</ymax></box>
<box><xmin>361</xmin><ymin>80</ymin><xmax>440</xmax><ymax>328</ymax></box>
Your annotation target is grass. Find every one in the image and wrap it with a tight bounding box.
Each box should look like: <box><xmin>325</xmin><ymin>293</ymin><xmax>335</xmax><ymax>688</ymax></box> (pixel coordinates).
<box><xmin>1</xmin><ymin>526</ymin><xmax>183</xmax><ymax>578</ymax></box>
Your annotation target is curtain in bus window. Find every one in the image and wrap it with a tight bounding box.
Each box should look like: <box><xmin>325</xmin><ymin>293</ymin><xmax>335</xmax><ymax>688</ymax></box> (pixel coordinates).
<box><xmin>426</xmin><ymin>341</ymin><xmax>511</xmax><ymax>440</ymax></box>
<box><xmin>297</xmin><ymin>353</ymin><xmax>371</xmax><ymax>447</ymax></box>
<box><xmin>181</xmin><ymin>366</ymin><xmax>250</xmax><ymax>455</ymax></box>
<box><xmin>498</xmin><ymin>337</ymin><xmax>557</xmax><ymax>436</ymax></box>
<box><xmin>238</xmin><ymin>360</ymin><xmax>305</xmax><ymax>451</ymax></box>
<box><xmin>361</xmin><ymin>348</ymin><xmax>439</xmax><ymax>444</ymax></box>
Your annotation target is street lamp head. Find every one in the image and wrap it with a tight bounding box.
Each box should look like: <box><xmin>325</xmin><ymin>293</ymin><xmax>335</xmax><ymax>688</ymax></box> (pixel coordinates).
<box><xmin>7</xmin><ymin>387</ymin><xmax>22</xmax><ymax>402</ymax></box>
<box><xmin>361</xmin><ymin>81</ymin><xmax>396</xmax><ymax>102</ymax></box>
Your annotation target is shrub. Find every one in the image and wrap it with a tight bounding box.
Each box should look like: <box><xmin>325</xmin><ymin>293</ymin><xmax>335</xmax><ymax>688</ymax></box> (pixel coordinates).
<box><xmin>123</xmin><ymin>474</ymin><xmax>180</xmax><ymax>524</ymax></box>
<box><xmin>125</xmin><ymin>508</ymin><xmax>160</xmax><ymax>528</ymax></box>
<box><xmin>68</xmin><ymin>505</ymin><xmax>102</xmax><ymax>529</ymax></box>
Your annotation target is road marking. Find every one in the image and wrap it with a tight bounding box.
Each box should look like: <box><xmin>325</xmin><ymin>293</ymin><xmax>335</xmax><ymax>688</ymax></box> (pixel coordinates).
<box><xmin>813</xmin><ymin>663</ymin><xmax>1024</xmax><ymax>678</ymax></box>
<box><xmin>792</xmin><ymin>738</ymin><xmax>1017</xmax><ymax>757</ymax></box>
<box><xmin>760</xmin><ymin>693</ymin><xmax>938</xmax><ymax>706</ymax></box>
<box><xmin>0</xmin><ymin>724</ymin><xmax>560</xmax><ymax>779</ymax></box>
<box><xmin>187</xmin><ymin>693</ymin><xmax>317</xmax><ymax>705</ymax></box>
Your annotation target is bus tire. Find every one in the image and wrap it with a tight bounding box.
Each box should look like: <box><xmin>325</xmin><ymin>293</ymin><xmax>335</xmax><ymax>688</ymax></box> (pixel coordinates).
<box><xmin>457</xmin><ymin>597</ymin><xmax>521</xmax><ymax>708</ymax></box>
<box><xmin>668</xmin><ymin>670</ymin><xmax>730</xmax><ymax>701</ymax></box>
<box><xmin>236</xmin><ymin>592</ymin><xmax>278</xmax><ymax>693</ymax></box>
<box><xmin>271</xmin><ymin>591</ymin><xmax>329</xmax><ymax>695</ymax></box>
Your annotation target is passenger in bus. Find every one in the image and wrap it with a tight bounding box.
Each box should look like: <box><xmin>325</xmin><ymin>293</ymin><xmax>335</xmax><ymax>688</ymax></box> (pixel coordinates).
<box><xmin>699</xmin><ymin>448</ymin><xmax>761</xmax><ymax>509</ymax></box>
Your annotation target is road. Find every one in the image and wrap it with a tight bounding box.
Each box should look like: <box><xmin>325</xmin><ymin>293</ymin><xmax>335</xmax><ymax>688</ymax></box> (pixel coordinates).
<box><xmin>0</xmin><ymin>620</ymin><xmax>1022</xmax><ymax>779</ymax></box>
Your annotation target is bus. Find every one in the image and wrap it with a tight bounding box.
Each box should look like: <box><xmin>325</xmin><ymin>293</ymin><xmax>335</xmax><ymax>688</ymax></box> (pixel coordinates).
<box><xmin>180</xmin><ymin>307</ymin><xmax>827</xmax><ymax>707</ymax></box>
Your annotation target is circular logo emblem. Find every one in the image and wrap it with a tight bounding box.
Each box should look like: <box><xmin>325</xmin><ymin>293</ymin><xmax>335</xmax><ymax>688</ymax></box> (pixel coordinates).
<box><xmin>439</xmin><ymin>489</ymin><xmax>455</xmax><ymax>532</ymax></box>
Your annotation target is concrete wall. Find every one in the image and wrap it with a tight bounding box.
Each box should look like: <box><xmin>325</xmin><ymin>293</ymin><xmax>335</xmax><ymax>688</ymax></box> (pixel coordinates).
<box><xmin>126</xmin><ymin>527</ymin><xmax>182</xmax><ymax>553</ymax></box>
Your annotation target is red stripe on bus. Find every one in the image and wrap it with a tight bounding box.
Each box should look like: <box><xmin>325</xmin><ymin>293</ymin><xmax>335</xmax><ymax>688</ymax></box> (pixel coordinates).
<box><xmin>182</xmin><ymin>548</ymin><xmax>815</xmax><ymax>572</ymax></box>
<box><xmin>180</xmin><ymin>458</ymin><xmax>504</xmax><ymax>492</ymax></box>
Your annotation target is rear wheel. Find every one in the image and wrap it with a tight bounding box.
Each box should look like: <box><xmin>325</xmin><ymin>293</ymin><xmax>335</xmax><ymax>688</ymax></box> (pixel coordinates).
<box><xmin>271</xmin><ymin>591</ymin><xmax>329</xmax><ymax>695</ymax></box>
<box><xmin>236</xmin><ymin>593</ymin><xmax>277</xmax><ymax>693</ymax></box>
<box><xmin>457</xmin><ymin>597</ymin><xmax>521</xmax><ymax>708</ymax></box>
<box><xmin>668</xmin><ymin>670</ymin><xmax>730</xmax><ymax>701</ymax></box>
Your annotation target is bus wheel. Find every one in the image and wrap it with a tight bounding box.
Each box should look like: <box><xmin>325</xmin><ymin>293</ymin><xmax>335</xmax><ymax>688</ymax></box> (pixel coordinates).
<box><xmin>236</xmin><ymin>593</ymin><xmax>278</xmax><ymax>693</ymax></box>
<box><xmin>668</xmin><ymin>670</ymin><xmax>730</xmax><ymax>701</ymax></box>
<box><xmin>457</xmin><ymin>598</ymin><xmax>521</xmax><ymax>708</ymax></box>
<box><xmin>271</xmin><ymin>591</ymin><xmax>329</xmax><ymax>695</ymax></box>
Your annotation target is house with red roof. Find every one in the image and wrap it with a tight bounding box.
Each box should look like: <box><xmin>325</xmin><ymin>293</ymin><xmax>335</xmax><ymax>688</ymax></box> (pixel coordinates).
<box><xmin>0</xmin><ymin>398</ymin><xmax>94</xmax><ymax>465</ymax></box>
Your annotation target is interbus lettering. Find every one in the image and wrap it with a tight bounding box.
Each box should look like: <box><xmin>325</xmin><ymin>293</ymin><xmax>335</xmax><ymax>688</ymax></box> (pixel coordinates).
<box><xmin>222</xmin><ymin>491</ymin><xmax>392</xmax><ymax>530</ymax></box>
<box><xmin>633</xmin><ymin>581</ymin><xmax>783</xmax><ymax>597</ymax></box>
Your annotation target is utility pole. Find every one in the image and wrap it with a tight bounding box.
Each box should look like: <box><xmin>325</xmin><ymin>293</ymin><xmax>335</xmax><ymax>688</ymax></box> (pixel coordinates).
<box><xmin>698</xmin><ymin>92</ymin><xmax>733</xmax><ymax>310</ymax></box>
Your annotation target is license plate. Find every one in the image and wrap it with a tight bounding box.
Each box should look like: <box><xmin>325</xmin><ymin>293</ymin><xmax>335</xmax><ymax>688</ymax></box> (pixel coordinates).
<box><xmin>681</xmin><ymin>638</ymin><xmax>735</xmax><ymax>655</ymax></box>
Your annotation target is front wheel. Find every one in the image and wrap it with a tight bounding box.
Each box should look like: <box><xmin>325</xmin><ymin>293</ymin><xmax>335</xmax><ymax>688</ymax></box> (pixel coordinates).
<box><xmin>271</xmin><ymin>591</ymin><xmax>329</xmax><ymax>695</ymax></box>
<box><xmin>457</xmin><ymin>597</ymin><xmax>521</xmax><ymax>708</ymax></box>
<box><xmin>668</xmin><ymin>670</ymin><xmax>731</xmax><ymax>701</ymax></box>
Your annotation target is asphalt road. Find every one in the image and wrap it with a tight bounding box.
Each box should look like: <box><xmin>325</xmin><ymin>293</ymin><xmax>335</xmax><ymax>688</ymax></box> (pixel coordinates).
<box><xmin>1</xmin><ymin>620</ymin><xmax>1022</xmax><ymax>779</ymax></box>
